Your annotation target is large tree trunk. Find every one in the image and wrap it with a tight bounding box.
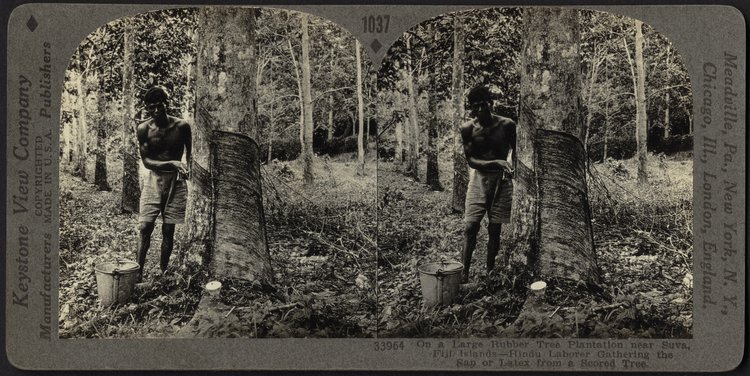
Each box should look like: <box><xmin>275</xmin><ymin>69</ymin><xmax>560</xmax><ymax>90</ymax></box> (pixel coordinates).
<box><xmin>356</xmin><ymin>40</ymin><xmax>366</xmax><ymax>175</ymax></box>
<box><xmin>450</xmin><ymin>14</ymin><xmax>468</xmax><ymax>212</ymax></box>
<box><xmin>513</xmin><ymin>8</ymin><xmax>599</xmax><ymax>285</ymax></box>
<box><xmin>188</xmin><ymin>7</ymin><xmax>272</xmax><ymax>284</ymax></box>
<box><xmin>634</xmin><ymin>20</ymin><xmax>648</xmax><ymax>184</ymax></box>
<box><xmin>301</xmin><ymin>14</ymin><xmax>315</xmax><ymax>185</ymax></box>
<box><xmin>93</xmin><ymin>87</ymin><xmax>110</xmax><ymax>191</ymax></box>
<box><xmin>120</xmin><ymin>18</ymin><xmax>139</xmax><ymax>212</ymax></box>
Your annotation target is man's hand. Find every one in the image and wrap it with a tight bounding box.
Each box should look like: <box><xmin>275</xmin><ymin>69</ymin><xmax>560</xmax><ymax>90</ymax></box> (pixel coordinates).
<box><xmin>495</xmin><ymin>160</ymin><xmax>513</xmax><ymax>174</ymax></box>
<box><xmin>172</xmin><ymin>161</ymin><xmax>190</xmax><ymax>178</ymax></box>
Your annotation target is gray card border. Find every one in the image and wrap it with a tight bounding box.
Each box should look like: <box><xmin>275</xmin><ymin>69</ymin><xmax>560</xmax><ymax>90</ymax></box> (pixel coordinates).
<box><xmin>4</xmin><ymin>2</ymin><xmax>746</xmax><ymax>371</ymax></box>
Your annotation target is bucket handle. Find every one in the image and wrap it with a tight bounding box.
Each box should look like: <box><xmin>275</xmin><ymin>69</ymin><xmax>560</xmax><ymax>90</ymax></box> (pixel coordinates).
<box><xmin>435</xmin><ymin>268</ymin><xmax>445</xmax><ymax>304</ymax></box>
<box><xmin>111</xmin><ymin>257</ymin><xmax>122</xmax><ymax>305</ymax></box>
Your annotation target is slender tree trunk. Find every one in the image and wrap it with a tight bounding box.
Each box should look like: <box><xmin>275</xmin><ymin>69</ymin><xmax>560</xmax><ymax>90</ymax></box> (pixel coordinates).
<box><xmin>602</xmin><ymin>96</ymin><xmax>610</xmax><ymax>162</ymax></box>
<box><xmin>61</xmin><ymin>117</ymin><xmax>71</xmax><ymax>165</ymax></box>
<box><xmin>356</xmin><ymin>40</ymin><xmax>366</xmax><ymax>175</ymax></box>
<box><xmin>583</xmin><ymin>45</ymin><xmax>603</xmax><ymax>156</ymax></box>
<box><xmin>189</xmin><ymin>7</ymin><xmax>272</xmax><ymax>284</ymax></box>
<box><xmin>405</xmin><ymin>38</ymin><xmax>420</xmax><ymax>181</ymax></box>
<box><xmin>287</xmin><ymin>38</ymin><xmax>305</xmax><ymax>160</ymax></box>
<box><xmin>327</xmin><ymin>94</ymin><xmax>334</xmax><ymax>140</ymax></box>
<box><xmin>513</xmin><ymin>8</ymin><xmax>599</xmax><ymax>285</ymax></box>
<box><xmin>327</xmin><ymin>59</ymin><xmax>335</xmax><ymax>141</ymax></box>
<box><xmin>663</xmin><ymin>45</ymin><xmax>671</xmax><ymax>139</ymax></box>
<box><xmin>120</xmin><ymin>18</ymin><xmax>139</xmax><ymax>212</ymax></box>
<box><xmin>93</xmin><ymin>84</ymin><xmax>110</xmax><ymax>191</ymax></box>
<box><xmin>634</xmin><ymin>19</ymin><xmax>648</xmax><ymax>184</ymax></box>
<box><xmin>61</xmin><ymin>81</ymin><xmax>74</xmax><ymax>166</ymax></box>
<box><xmin>451</xmin><ymin>14</ymin><xmax>468</xmax><ymax>211</ymax></box>
<box><xmin>394</xmin><ymin>121</ymin><xmax>403</xmax><ymax>165</ymax></box>
<box><xmin>74</xmin><ymin>74</ymin><xmax>88</xmax><ymax>180</ymax></box>
<box><xmin>425</xmin><ymin>31</ymin><xmax>442</xmax><ymax>191</ymax></box>
<box><xmin>301</xmin><ymin>14</ymin><xmax>314</xmax><ymax>185</ymax></box>
<box><xmin>267</xmin><ymin>90</ymin><xmax>275</xmax><ymax>163</ymax></box>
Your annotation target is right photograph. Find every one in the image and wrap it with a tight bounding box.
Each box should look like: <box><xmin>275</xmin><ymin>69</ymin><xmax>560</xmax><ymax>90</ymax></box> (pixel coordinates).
<box><xmin>375</xmin><ymin>7</ymin><xmax>693</xmax><ymax>338</ymax></box>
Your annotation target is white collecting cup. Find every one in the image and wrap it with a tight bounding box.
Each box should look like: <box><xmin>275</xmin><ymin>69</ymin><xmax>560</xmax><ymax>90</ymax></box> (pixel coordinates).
<box><xmin>205</xmin><ymin>281</ymin><xmax>222</xmax><ymax>297</ymax></box>
<box><xmin>530</xmin><ymin>280</ymin><xmax>547</xmax><ymax>297</ymax></box>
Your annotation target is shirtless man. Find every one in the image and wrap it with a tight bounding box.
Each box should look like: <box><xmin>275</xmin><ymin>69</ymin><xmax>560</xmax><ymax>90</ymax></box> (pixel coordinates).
<box><xmin>460</xmin><ymin>85</ymin><xmax>516</xmax><ymax>283</ymax></box>
<box><xmin>136</xmin><ymin>86</ymin><xmax>191</xmax><ymax>281</ymax></box>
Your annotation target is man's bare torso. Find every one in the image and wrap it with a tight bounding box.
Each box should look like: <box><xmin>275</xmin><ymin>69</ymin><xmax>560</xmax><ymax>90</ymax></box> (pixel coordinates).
<box><xmin>137</xmin><ymin>116</ymin><xmax>189</xmax><ymax>164</ymax></box>
<box><xmin>461</xmin><ymin>115</ymin><xmax>516</xmax><ymax>173</ymax></box>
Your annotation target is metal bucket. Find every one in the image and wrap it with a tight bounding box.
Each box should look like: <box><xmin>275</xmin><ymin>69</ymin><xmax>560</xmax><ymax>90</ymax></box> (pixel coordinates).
<box><xmin>94</xmin><ymin>260</ymin><xmax>140</xmax><ymax>306</ymax></box>
<box><xmin>417</xmin><ymin>261</ymin><xmax>464</xmax><ymax>307</ymax></box>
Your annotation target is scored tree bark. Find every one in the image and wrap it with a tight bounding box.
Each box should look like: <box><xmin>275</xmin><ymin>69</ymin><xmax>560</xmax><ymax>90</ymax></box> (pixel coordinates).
<box><xmin>512</xmin><ymin>8</ymin><xmax>599</xmax><ymax>285</ymax></box>
<box><xmin>188</xmin><ymin>7</ymin><xmax>272</xmax><ymax>283</ymax></box>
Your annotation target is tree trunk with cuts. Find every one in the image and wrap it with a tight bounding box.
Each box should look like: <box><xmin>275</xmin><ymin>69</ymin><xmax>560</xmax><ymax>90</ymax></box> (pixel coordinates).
<box><xmin>120</xmin><ymin>18</ymin><xmax>139</xmax><ymax>212</ymax></box>
<box><xmin>187</xmin><ymin>7</ymin><xmax>272</xmax><ymax>285</ymax></box>
<box><xmin>93</xmin><ymin>86</ymin><xmax>110</xmax><ymax>191</ymax></box>
<box><xmin>450</xmin><ymin>14</ymin><xmax>468</xmax><ymax>212</ymax></box>
<box><xmin>634</xmin><ymin>19</ymin><xmax>648</xmax><ymax>184</ymax></box>
<box><xmin>512</xmin><ymin>8</ymin><xmax>599</xmax><ymax>285</ymax></box>
<box><xmin>301</xmin><ymin>14</ymin><xmax>315</xmax><ymax>185</ymax></box>
<box><xmin>356</xmin><ymin>40</ymin><xmax>366</xmax><ymax>175</ymax></box>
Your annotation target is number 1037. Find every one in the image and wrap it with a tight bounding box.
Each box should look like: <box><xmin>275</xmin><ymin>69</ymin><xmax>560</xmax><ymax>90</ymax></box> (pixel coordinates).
<box><xmin>362</xmin><ymin>15</ymin><xmax>390</xmax><ymax>33</ymax></box>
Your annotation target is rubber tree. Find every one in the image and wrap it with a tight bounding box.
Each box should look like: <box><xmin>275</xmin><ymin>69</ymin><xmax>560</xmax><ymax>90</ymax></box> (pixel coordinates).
<box><xmin>187</xmin><ymin>7</ymin><xmax>273</xmax><ymax>284</ymax></box>
<box><xmin>512</xmin><ymin>8</ymin><xmax>599</xmax><ymax>285</ymax></box>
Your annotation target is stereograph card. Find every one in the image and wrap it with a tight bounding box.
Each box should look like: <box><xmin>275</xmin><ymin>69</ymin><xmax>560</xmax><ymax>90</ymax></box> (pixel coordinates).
<box><xmin>3</xmin><ymin>0</ymin><xmax>746</xmax><ymax>372</ymax></box>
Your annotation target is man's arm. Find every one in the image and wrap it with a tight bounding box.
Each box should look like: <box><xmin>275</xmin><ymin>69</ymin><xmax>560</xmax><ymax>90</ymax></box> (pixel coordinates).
<box><xmin>181</xmin><ymin>121</ymin><xmax>192</xmax><ymax>178</ymax></box>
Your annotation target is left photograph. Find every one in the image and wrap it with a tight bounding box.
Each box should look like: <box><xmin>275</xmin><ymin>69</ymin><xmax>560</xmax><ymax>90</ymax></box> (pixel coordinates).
<box><xmin>58</xmin><ymin>7</ymin><xmax>377</xmax><ymax>338</ymax></box>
